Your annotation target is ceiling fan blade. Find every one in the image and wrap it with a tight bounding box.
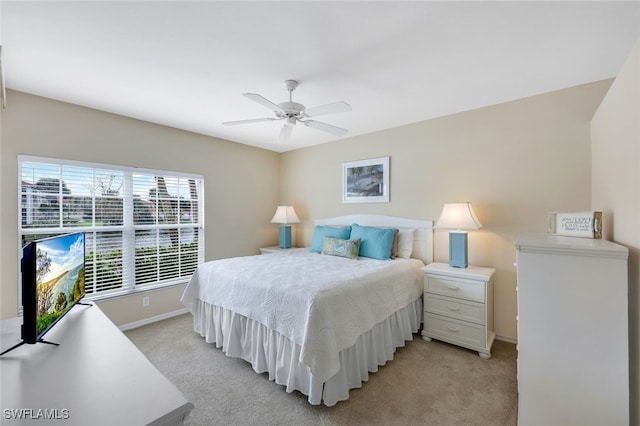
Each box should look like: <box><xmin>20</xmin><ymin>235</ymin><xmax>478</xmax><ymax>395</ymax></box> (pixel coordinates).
<box><xmin>303</xmin><ymin>120</ymin><xmax>348</xmax><ymax>136</ymax></box>
<box><xmin>222</xmin><ymin>117</ymin><xmax>278</xmax><ymax>126</ymax></box>
<box><xmin>279</xmin><ymin>123</ymin><xmax>293</xmax><ymax>142</ymax></box>
<box><xmin>304</xmin><ymin>101</ymin><xmax>352</xmax><ymax>117</ymax></box>
<box><xmin>243</xmin><ymin>93</ymin><xmax>285</xmax><ymax>114</ymax></box>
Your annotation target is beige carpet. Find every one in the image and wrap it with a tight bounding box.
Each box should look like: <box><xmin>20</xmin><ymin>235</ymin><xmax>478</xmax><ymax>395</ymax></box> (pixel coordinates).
<box><xmin>126</xmin><ymin>314</ymin><xmax>518</xmax><ymax>426</ymax></box>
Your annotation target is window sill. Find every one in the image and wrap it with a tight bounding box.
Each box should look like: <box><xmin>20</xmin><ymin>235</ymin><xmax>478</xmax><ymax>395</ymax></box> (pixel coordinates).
<box><xmin>85</xmin><ymin>281</ymin><xmax>189</xmax><ymax>303</ymax></box>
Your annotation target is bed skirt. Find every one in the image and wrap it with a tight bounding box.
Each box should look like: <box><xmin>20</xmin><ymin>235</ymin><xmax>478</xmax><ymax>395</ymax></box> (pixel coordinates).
<box><xmin>190</xmin><ymin>297</ymin><xmax>423</xmax><ymax>407</ymax></box>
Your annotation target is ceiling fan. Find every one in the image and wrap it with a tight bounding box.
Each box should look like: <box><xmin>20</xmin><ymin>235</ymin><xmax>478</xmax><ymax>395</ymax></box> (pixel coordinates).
<box><xmin>223</xmin><ymin>80</ymin><xmax>351</xmax><ymax>142</ymax></box>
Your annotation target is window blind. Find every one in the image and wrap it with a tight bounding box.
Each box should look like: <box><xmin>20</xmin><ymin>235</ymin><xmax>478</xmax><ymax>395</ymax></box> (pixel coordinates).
<box><xmin>19</xmin><ymin>156</ymin><xmax>204</xmax><ymax>300</ymax></box>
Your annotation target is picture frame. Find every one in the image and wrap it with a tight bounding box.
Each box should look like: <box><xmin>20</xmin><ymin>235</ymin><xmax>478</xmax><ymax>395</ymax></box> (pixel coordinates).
<box><xmin>342</xmin><ymin>156</ymin><xmax>389</xmax><ymax>203</ymax></box>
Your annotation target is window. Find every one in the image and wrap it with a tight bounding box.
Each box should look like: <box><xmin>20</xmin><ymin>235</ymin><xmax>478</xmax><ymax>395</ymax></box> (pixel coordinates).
<box><xmin>19</xmin><ymin>155</ymin><xmax>204</xmax><ymax>300</ymax></box>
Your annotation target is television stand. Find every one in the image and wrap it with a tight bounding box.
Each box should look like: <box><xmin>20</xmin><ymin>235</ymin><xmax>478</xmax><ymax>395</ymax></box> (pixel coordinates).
<box><xmin>0</xmin><ymin>303</ymin><xmax>94</xmax><ymax>356</ymax></box>
<box><xmin>0</xmin><ymin>338</ymin><xmax>59</xmax><ymax>356</ymax></box>
<box><xmin>0</xmin><ymin>304</ymin><xmax>192</xmax><ymax>425</ymax></box>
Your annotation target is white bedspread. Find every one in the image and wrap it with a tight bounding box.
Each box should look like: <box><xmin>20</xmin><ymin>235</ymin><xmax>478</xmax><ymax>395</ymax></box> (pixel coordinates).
<box><xmin>181</xmin><ymin>249</ymin><xmax>424</xmax><ymax>382</ymax></box>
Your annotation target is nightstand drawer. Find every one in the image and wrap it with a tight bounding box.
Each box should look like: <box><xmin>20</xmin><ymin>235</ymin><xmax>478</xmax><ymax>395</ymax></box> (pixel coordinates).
<box><xmin>424</xmin><ymin>313</ymin><xmax>486</xmax><ymax>348</ymax></box>
<box><xmin>424</xmin><ymin>294</ymin><xmax>485</xmax><ymax>325</ymax></box>
<box><xmin>425</xmin><ymin>276</ymin><xmax>485</xmax><ymax>302</ymax></box>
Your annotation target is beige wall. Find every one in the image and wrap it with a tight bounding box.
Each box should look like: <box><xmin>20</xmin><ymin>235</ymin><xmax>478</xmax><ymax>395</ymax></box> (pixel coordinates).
<box><xmin>281</xmin><ymin>79</ymin><xmax>612</xmax><ymax>342</ymax></box>
<box><xmin>0</xmin><ymin>90</ymin><xmax>280</xmax><ymax>325</ymax></box>
<box><xmin>591</xmin><ymin>38</ymin><xmax>640</xmax><ymax>426</ymax></box>
<box><xmin>0</xmin><ymin>79</ymin><xmax>616</xmax><ymax>343</ymax></box>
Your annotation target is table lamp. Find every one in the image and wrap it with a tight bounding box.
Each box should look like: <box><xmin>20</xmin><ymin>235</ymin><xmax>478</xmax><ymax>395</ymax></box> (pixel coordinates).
<box><xmin>270</xmin><ymin>206</ymin><xmax>300</xmax><ymax>249</ymax></box>
<box><xmin>435</xmin><ymin>202</ymin><xmax>482</xmax><ymax>268</ymax></box>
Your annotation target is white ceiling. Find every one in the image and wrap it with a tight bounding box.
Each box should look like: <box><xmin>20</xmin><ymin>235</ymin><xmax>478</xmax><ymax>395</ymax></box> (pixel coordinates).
<box><xmin>2</xmin><ymin>1</ymin><xmax>640</xmax><ymax>153</ymax></box>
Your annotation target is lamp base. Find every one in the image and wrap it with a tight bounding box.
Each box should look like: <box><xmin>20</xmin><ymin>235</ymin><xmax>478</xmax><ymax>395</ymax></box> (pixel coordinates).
<box><xmin>449</xmin><ymin>231</ymin><xmax>468</xmax><ymax>268</ymax></box>
<box><xmin>279</xmin><ymin>225</ymin><xmax>292</xmax><ymax>249</ymax></box>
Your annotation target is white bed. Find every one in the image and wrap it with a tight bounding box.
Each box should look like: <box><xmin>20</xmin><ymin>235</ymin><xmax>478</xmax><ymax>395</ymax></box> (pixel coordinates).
<box><xmin>181</xmin><ymin>214</ymin><xmax>433</xmax><ymax>406</ymax></box>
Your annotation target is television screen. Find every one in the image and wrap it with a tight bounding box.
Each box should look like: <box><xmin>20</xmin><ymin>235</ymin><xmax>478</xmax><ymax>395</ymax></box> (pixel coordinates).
<box><xmin>0</xmin><ymin>232</ymin><xmax>86</xmax><ymax>356</ymax></box>
<box><xmin>33</xmin><ymin>232</ymin><xmax>86</xmax><ymax>338</ymax></box>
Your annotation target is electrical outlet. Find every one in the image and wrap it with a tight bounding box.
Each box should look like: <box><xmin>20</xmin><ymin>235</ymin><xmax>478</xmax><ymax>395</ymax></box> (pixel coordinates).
<box><xmin>143</xmin><ymin>296</ymin><xmax>150</xmax><ymax>307</ymax></box>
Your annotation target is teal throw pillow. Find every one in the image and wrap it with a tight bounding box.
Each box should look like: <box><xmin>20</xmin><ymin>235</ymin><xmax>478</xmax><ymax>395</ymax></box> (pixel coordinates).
<box><xmin>349</xmin><ymin>223</ymin><xmax>396</xmax><ymax>260</ymax></box>
<box><xmin>310</xmin><ymin>225</ymin><xmax>352</xmax><ymax>253</ymax></box>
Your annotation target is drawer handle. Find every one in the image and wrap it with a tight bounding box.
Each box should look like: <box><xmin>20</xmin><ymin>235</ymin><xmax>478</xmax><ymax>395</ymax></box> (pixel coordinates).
<box><xmin>446</xmin><ymin>325</ymin><xmax>460</xmax><ymax>332</ymax></box>
<box><xmin>446</xmin><ymin>285</ymin><xmax>460</xmax><ymax>290</ymax></box>
<box><xmin>447</xmin><ymin>304</ymin><xmax>460</xmax><ymax>311</ymax></box>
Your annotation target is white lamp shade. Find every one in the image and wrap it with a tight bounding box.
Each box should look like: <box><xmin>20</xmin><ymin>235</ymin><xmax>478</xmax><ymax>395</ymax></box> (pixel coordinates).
<box><xmin>270</xmin><ymin>206</ymin><xmax>300</xmax><ymax>224</ymax></box>
<box><xmin>435</xmin><ymin>202</ymin><xmax>483</xmax><ymax>230</ymax></box>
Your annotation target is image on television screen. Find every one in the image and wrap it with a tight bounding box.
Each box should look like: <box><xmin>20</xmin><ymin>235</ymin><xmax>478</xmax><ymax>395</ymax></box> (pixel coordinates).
<box><xmin>35</xmin><ymin>233</ymin><xmax>85</xmax><ymax>336</ymax></box>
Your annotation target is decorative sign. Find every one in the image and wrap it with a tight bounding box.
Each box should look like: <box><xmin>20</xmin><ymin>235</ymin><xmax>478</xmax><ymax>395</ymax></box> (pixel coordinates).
<box><xmin>547</xmin><ymin>211</ymin><xmax>602</xmax><ymax>239</ymax></box>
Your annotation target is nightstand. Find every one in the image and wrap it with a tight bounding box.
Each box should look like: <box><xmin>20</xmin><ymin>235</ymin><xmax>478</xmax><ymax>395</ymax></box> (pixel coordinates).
<box><xmin>259</xmin><ymin>246</ymin><xmax>296</xmax><ymax>254</ymax></box>
<box><xmin>422</xmin><ymin>262</ymin><xmax>495</xmax><ymax>359</ymax></box>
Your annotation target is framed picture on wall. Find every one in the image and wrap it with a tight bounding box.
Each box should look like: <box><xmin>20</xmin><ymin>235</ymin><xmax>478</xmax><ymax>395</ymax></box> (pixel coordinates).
<box><xmin>342</xmin><ymin>156</ymin><xmax>389</xmax><ymax>203</ymax></box>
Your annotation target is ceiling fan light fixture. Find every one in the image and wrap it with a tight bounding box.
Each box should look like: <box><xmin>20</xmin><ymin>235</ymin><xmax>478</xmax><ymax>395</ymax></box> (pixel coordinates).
<box><xmin>280</xmin><ymin>122</ymin><xmax>293</xmax><ymax>142</ymax></box>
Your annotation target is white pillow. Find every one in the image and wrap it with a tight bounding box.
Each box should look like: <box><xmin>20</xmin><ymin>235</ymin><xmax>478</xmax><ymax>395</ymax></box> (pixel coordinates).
<box><xmin>396</xmin><ymin>228</ymin><xmax>415</xmax><ymax>258</ymax></box>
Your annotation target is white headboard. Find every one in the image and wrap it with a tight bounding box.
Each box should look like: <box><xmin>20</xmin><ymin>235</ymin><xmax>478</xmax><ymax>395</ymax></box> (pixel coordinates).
<box><xmin>314</xmin><ymin>214</ymin><xmax>433</xmax><ymax>264</ymax></box>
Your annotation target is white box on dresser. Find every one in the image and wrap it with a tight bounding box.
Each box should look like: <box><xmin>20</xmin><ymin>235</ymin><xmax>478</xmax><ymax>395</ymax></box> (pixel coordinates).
<box><xmin>515</xmin><ymin>234</ymin><xmax>628</xmax><ymax>426</ymax></box>
<box><xmin>421</xmin><ymin>262</ymin><xmax>495</xmax><ymax>359</ymax></box>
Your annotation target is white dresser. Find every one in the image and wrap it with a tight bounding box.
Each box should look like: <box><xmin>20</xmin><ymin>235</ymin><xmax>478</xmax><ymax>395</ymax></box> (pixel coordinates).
<box><xmin>515</xmin><ymin>234</ymin><xmax>629</xmax><ymax>426</ymax></box>
<box><xmin>0</xmin><ymin>304</ymin><xmax>193</xmax><ymax>425</ymax></box>
<box><xmin>421</xmin><ymin>262</ymin><xmax>495</xmax><ymax>359</ymax></box>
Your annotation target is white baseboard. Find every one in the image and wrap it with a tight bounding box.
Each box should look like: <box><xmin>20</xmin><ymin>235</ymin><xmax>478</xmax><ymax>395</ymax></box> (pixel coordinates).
<box><xmin>495</xmin><ymin>334</ymin><xmax>518</xmax><ymax>345</ymax></box>
<box><xmin>118</xmin><ymin>308</ymin><xmax>189</xmax><ymax>332</ymax></box>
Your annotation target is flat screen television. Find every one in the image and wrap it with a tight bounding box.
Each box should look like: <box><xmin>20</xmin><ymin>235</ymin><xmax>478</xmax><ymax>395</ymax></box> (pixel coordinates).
<box><xmin>1</xmin><ymin>232</ymin><xmax>88</xmax><ymax>356</ymax></box>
